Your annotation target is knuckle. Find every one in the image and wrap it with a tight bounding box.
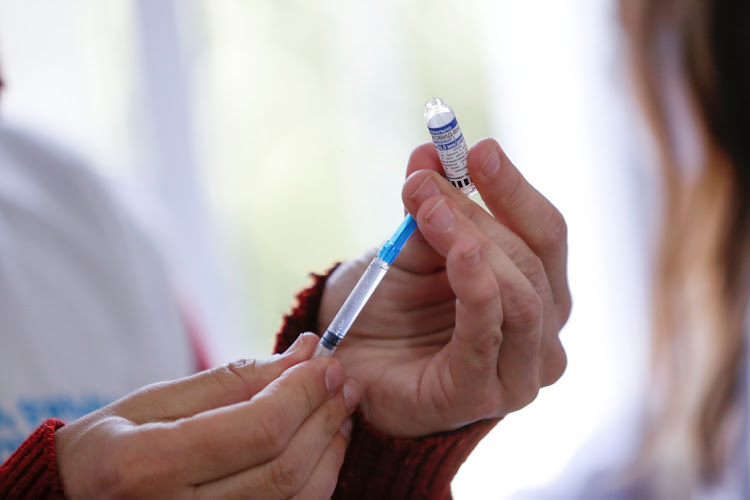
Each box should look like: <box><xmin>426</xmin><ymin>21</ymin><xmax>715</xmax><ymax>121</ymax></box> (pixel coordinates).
<box><xmin>269</xmin><ymin>455</ymin><xmax>306</xmax><ymax>497</ymax></box>
<box><xmin>502</xmin><ymin>282</ymin><xmax>544</xmax><ymax>331</ymax></box>
<box><xmin>225</xmin><ymin>358</ymin><xmax>259</xmax><ymax>385</ymax></box>
<box><xmin>507</xmin><ymin>338</ymin><xmax>542</xmax><ymax>389</ymax></box>
<box><xmin>541</xmin><ymin>341</ymin><xmax>568</xmax><ymax>386</ymax></box>
<box><xmin>499</xmin><ymin>235</ymin><xmax>528</xmax><ymax>266</ymax></box>
<box><xmin>466</xmin><ymin>310</ymin><xmax>504</xmax><ymax>359</ymax></box>
<box><xmin>506</xmin><ymin>377</ymin><xmax>541</xmax><ymax>413</ymax></box>
<box><xmin>542</xmin><ymin>206</ymin><xmax>568</xmax><ymax>248</ymax></box>
<box><xmin>254</xmin><ymin>416</ymin><xmax>287</xmax><ymax>456</ymax></box>
<box><xmin>519</xmin><ymin>288</ymin><xmax>544</xmax><ymax>326</ymax></box>
<box><xmin>516</xmin><ymin>252</ymin><xmax>547</xmax><ymax>291</ymax></box>
<box><xmin>558</xmin><ymin>293</ymin><xmax>573</xmax><ymax>325</ymax></box>
<box><xmin>525</xmin><ymin>253</ymin><xmax>546</xmax><ymax>280</ymax></box>
<box><xmin>519</xmin><ymin>382</ymin><xmax>541</xmax><ymax>409</ymax></box>
<box><xmin>212</xmin><ymin>358</ymin><xmax>263</xmax><ymax>397</ymax></box>
<box><xmin>501</xmin><ymin>242</ymin><xmax>550</xmax><ymax>303</ymax></box>
<box><xmin>471</xmin><ymin>331</ymin><xmax>503</xmax><ymax>360</ymax></box>
<box><xmin>472</xmin><ymin>388</ymin><xmax>505</xmax><ymax>420</ymax></box>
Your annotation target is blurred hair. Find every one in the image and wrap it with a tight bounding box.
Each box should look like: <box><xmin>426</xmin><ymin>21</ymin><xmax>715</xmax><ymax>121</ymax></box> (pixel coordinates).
<box><xmin>621</xmin><ymin>0</ymin><xmax>750</xmax><ymax>492</ymax></box>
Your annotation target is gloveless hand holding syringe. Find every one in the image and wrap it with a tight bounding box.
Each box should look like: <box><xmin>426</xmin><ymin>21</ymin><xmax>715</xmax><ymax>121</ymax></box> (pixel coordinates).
<box><xmin>313</xmin><ymin>98</ymin><xmax>476</xmax><ymax>358</ymax></box>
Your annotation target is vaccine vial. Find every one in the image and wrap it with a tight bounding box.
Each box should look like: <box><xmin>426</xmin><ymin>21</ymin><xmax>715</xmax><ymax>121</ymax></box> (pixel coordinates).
<box><xmin>424</xmin><ymin>98</ymin><xmax>476</xmax><ymax>196</ymax></box>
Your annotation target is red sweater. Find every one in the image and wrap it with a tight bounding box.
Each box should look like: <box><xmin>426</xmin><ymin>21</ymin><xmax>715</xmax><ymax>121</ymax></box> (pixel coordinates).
<box><xmin>0</xmin><ymin>270</ymin><xmax>498</xmax><ymax>499</ymax></box>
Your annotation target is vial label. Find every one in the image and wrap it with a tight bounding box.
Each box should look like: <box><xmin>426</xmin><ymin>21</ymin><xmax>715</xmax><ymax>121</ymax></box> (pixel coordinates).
<box><xmin>428</xmin><ymin>118</ymin><xmax>472</xmax><ymax>188</ymax></box>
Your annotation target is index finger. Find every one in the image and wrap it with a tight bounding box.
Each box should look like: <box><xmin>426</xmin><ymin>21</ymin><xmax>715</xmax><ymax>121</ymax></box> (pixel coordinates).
<box><xmin>168</xmin><ymin>356</ymin><xmax>345</xmax><ymax>484</ymax></box>
<box><xmin>114</xmin><ymin>333</ymin><xmax>319</xmax><ymax>424</ymax></box>
<box><xmin>468</xmin><ymin>138</ymin><xmax>571</xmax><ymax>320</ymax></box>
<box><xmin>393</xmin><ymin>143</ymin><xmax>448</xmax><ymax>273</ymax></box>
<box><xmin>405</xmin><ymin>142</ymin><xmax>443</xmax><ymax>179</ymax></box>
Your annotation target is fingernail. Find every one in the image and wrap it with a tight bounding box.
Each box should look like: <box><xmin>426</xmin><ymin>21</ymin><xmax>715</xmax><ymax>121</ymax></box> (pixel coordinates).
<box><xmin>480</xmin><ymin>146</ymin><xmax>501</xmax><ymax>181</ymax></box>
<box><xmin>285</xmin><ymin>332</ymin><xmax>310</xmax><ymax>355</ymax></box>
<box><xmin>409</xmin><ymin>176</ymin><xmax>440</xmax><ymax>204</ymax></box>
<box><xmin>340</xmin><ymin>417</ymin><xmax>353</xmax><ymax>439</ymax></box>
<box><xmin>425</xmin><ymin>198</ymin><xmax>455</xmax><ymax>229</ymax></box>
<box><xmin>343</xmin><ymin>379</ymin><xmax>360</xmax><ymax>410</ymax></box>
<box><xmin>325</xmin><ymin>362</ymin><xmax>345</xmax><ymax>392</ymax></box>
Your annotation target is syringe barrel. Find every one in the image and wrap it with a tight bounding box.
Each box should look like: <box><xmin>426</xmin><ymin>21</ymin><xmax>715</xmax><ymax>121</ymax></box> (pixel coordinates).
<box><xmin>316</xmin><ymin>256</ymin><xmax>390</xmax><ymax>355</ymax></box>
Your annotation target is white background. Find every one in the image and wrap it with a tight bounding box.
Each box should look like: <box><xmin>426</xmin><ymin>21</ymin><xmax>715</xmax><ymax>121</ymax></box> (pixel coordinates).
<box><xmin>0</xmin><ymin>1</ymin><xmax>655</xmax><ymax>496</ymax></box>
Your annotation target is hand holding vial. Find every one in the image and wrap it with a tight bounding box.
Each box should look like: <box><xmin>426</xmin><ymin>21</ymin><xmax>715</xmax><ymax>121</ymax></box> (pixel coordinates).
<box><xmin>318</xmin><ymin>102</ymin><xmax>571</xmax><ymax>437</ymax></box>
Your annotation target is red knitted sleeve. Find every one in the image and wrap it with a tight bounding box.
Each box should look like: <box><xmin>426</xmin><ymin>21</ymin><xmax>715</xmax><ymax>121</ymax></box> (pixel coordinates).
<box><xmin>275</xmin><ymin>267</ymin><xmax>500</xmax><ymax>500</ymax></box>
<box><xmin>0</xmin><ymin>419</ymin><xmax>66</xmax><ymax>499</ymax></box>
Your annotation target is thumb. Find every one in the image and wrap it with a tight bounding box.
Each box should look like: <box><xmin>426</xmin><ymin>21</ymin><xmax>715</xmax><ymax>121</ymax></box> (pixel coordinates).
<box><xmin>116</xmin><ymin>332</ymin><xmax>319</xmax><ymax>423</ymax></box>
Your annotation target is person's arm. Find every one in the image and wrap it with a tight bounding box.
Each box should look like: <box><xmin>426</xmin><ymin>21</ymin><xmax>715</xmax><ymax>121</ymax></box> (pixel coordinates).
<box><xmin>1</xmin><ymin>337</ymin><xmax>361</xmax><ymax>499</ymax></box>
<box><xmin>0</xmin><ymin>308</ymin><xmax>221</xmax><ymax>499</ymax></box>
<box><xmin>0</xmin><ymin>419</ymin><xmax>67</xmax><ymax>499</ymax></box>
<box><xmin>275</xmin><ymin>269</ymin><xmax>499</xmax><ymax>500</ymax></box>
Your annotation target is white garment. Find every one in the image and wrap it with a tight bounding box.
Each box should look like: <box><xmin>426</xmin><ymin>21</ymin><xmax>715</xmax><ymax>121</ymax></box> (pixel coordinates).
<box><xmin>0</xmin><ymin>124</ymin><xmax>194</xmax><ymax>461</ymax></box>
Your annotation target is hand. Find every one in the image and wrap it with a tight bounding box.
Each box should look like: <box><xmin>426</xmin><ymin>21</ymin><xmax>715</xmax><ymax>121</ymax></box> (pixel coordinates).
<box><xmin>55</xmin><ymin>333</ymin><xmax>362</xmax><ymax>499</ymax></box>
<box><xmin>319</xmin><ymin>138</ymin><xmax>570</xmax><ymax>438</ymax></box>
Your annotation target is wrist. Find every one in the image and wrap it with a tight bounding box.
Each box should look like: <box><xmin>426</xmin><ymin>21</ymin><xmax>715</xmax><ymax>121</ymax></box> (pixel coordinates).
<box><xmin>0</xmin><ymin>419</ymin><xmax>66</xmax><ymax>499</ymax></box>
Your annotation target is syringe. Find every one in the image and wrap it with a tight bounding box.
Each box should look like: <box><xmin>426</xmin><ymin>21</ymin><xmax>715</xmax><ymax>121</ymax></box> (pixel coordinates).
<box><xmin>313</xmin><ymin>97</ymin><xmax>472</xmax><ymax>358</ymax></box>
<box><xmin>312</xmin><ymin>215</ymin><xmax>416</xmax><ymax>357</ymax></box>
